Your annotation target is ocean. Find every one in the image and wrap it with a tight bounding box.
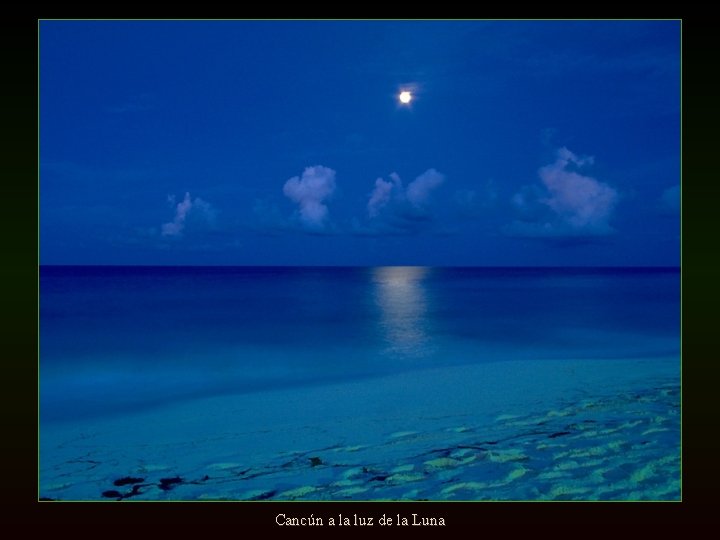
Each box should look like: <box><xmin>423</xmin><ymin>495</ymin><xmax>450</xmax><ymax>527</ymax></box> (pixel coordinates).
<box><xmin>39</xmin><ymin>266</ymin><xmax>680</xmax><ymax>500</ymax></box>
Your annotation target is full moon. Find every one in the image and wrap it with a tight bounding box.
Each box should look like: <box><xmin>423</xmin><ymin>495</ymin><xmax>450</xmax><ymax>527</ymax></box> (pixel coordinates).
<box><xmin>399</xmin><ymin>91</ymin><xmax>412</xmax><ymax>104</ymax></box>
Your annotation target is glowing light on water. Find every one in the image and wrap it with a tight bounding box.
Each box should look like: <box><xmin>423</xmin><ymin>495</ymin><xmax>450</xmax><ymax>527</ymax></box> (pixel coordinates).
<box><xmin>373</xmin><ymin>266</ymin><xmax>432</xmax><ymax>359</ymax></box>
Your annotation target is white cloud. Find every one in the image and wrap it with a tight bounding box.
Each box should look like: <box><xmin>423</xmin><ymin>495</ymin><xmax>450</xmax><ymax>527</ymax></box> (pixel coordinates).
<box><xmin>507</xmin><ymin>147</ymin><xmax>618</xmax><ymax>238</ymax></box>
<box><xmin>362</xmin><ymin>169</ymin><xmax>446</xmax><ymax>235</ymax></box>
<box><xmin>161</xmin><ymin>192</ymin><xmax>216</xmax><ymax>237</ymax></box>
<box><xmin>406</xmin><ymin>168</ymin><xmax>445</xmax><ymax>207</ymax></box>
<box><xmin>283</xmin><ymin>166</ymin><xmax>336</xmax><ymax>230</ymax></box>
<box><xmin>367</xmin><ymin>173</ymin><xmax>403</xmax><ymax>218</ymax></box>
<box><xmin>368</xmin><ymin>178</ymin><xmax>393</xmax><ymax>218</ymax></box>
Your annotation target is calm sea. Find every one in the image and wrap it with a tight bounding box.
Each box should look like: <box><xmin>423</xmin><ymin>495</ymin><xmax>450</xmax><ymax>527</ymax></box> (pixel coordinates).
<box><xmin>40</xmin><ymin>266</ymin><xmax>679</xmax><ymax>423</ymax></box>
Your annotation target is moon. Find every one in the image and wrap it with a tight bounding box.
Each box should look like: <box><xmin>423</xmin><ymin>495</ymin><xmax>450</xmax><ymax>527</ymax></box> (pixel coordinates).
<box><xmin>398</xmin><ymin>91</ymin><xmax>412</xmax><ymax>104</ymax></box>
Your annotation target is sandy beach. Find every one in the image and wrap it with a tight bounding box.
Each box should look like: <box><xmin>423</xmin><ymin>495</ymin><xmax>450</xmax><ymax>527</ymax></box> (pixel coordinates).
<box><xmin>40</xmin><ymin>355</ymin><xmax>679</xmax><ymax>501</ymax></box>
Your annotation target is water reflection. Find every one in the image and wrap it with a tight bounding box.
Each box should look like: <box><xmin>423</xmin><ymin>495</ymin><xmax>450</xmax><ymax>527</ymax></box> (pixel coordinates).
<box><xmin>372</xmin><ymin>266</ymin><xmax>433</xmax><ymax>359</ymax></box>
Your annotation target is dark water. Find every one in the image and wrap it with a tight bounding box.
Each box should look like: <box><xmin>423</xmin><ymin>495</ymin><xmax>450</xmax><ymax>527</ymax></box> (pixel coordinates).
<box><xmin>40</xmin><ymin>266</ymin><xmax>679</xmax><ymax>422</ymax></box>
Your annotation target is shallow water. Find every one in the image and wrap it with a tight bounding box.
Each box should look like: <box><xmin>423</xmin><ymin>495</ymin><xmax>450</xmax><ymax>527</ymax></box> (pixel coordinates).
<box><xmin>40</xmin><ymin>266</ymin><xmax>679</xmax><ymax>421</ymax></box>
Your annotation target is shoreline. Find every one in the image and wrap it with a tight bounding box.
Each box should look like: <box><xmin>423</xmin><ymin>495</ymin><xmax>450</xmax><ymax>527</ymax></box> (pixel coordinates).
<box><xmin>41</xmin><ymin>351</ymin><xmax>679</xmax><ymax>424</ymax></box>
<box><xmin>40</xmin><ymin>355</ymin><xmax>680</xmax><ymax>501</ymax></box>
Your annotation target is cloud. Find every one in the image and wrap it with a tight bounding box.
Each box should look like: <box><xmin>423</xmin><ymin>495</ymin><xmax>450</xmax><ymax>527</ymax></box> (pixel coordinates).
<box><xmin>659</xmin><ymin>184</ymin><xmax>680</xmax><ymax>215</ymax></box>
<box><xmin>283</xmin><ymin>166</ymin><xmax>336</xmax><ymax>231</ymax></box>
<box><xmin>361</xmin><ymin>168</ymin><xmax>445</xmax><ymax>235</ymax></box>
<box><xmin>406</xmin><ymin>169</ymin><xmax>445</xmax><ymax>207</ymax></box>
<box><xmin>161</xmin><ymin>192</ymin><xmax>217</xmax><ymax>237</ymax></box>
<box><xmin>368</xmin><ymin>173</ymin><xmax>402</xmax><ymax>218</ymax></box>
<box><xmin>368</xmin><ymin>178</ymin><xmax>393</xmax><ymax>218</ymax></box>
<box><xmin>507</xmin><ymin>147</ymin><xmax>618</xmax><ymax>238</ymax></box>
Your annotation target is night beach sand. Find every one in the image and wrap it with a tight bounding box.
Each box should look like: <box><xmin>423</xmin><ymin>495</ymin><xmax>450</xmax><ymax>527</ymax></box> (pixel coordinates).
<box><xmin>40</xmin><ymin>356</ymin><xmax>679</xmax><ymax>501</ymax></box>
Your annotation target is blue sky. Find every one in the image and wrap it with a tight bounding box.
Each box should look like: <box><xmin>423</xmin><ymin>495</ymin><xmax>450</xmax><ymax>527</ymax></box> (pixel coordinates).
<box><xmin>40</xmin><ymin>20</ymin><xmax>680</xmax><ymax>266</ymax></box>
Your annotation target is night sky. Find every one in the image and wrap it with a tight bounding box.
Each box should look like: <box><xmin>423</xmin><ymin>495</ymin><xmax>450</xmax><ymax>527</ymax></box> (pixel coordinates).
<box><xmin>40</xmin><ymin>20</ymin><xmax>680</xmax><ymax>266</ymax></box>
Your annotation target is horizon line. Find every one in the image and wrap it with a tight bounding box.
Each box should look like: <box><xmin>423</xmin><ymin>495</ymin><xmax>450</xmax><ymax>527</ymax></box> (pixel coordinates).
<box><xmin>38</xmin><ymin>263</ymin><xmax>681</xmax><ymax>269</ymax></box>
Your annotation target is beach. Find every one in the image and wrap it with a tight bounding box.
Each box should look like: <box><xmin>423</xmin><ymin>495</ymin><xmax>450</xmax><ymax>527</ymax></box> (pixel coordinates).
<box><xmin>40</xmin><ymin>266</ymin><xmax>680</xmax><ymax>501</ymax></box>
<box><xmin>39</xmin><ymin>18</ymin><xmax>681</xmax><ymax>509</ymax></box>
<box><xmin>40</xmin><ymin>355</ymin><xmax>679</xmax><ymax>501</ymax></box>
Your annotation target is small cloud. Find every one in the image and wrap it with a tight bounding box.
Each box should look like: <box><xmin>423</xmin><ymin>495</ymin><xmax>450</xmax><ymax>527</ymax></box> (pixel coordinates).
<box><xmin>406</xmin><ymin>168</ymin><xmax>445</xmax><ymax>208</ymax></box>
<box><xmin>659</xmin><ymin>184</ymin><xmax>680</xmax><ymax>215</ymax></box>
<box><xmin>368</xmin><ymin>173</ymin><xmax>402</xmax><ymax>218</ymax></box>
<box><xmin>506</xmin><ymin>147</ymin><xmax>618</xmax><ymax>238</ymax></box>
<box><xmin>161</xmin><ymin>192</ymin><xmax>217</xmax><ymax>237</ymax></box>
<box><xmin>360</xmin><ymin>168</ymin><xmax>445</xmax><ymax>235</ymax></box>
<box><xmin>283</xmin><ymin>166</ymin><xmax>337</xmax><ymax>231</ymax></box>
<box><xmin>368</xmin><ymin>178</ymin><xmax>393</xmax><ymax>218</ymax></box>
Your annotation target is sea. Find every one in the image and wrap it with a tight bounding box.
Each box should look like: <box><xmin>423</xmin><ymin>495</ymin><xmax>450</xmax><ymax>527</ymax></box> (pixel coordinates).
<box><xmin>39</xmin><ymin>266</ymin><xmax>680</xmax><ymax>500</ymax></box>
